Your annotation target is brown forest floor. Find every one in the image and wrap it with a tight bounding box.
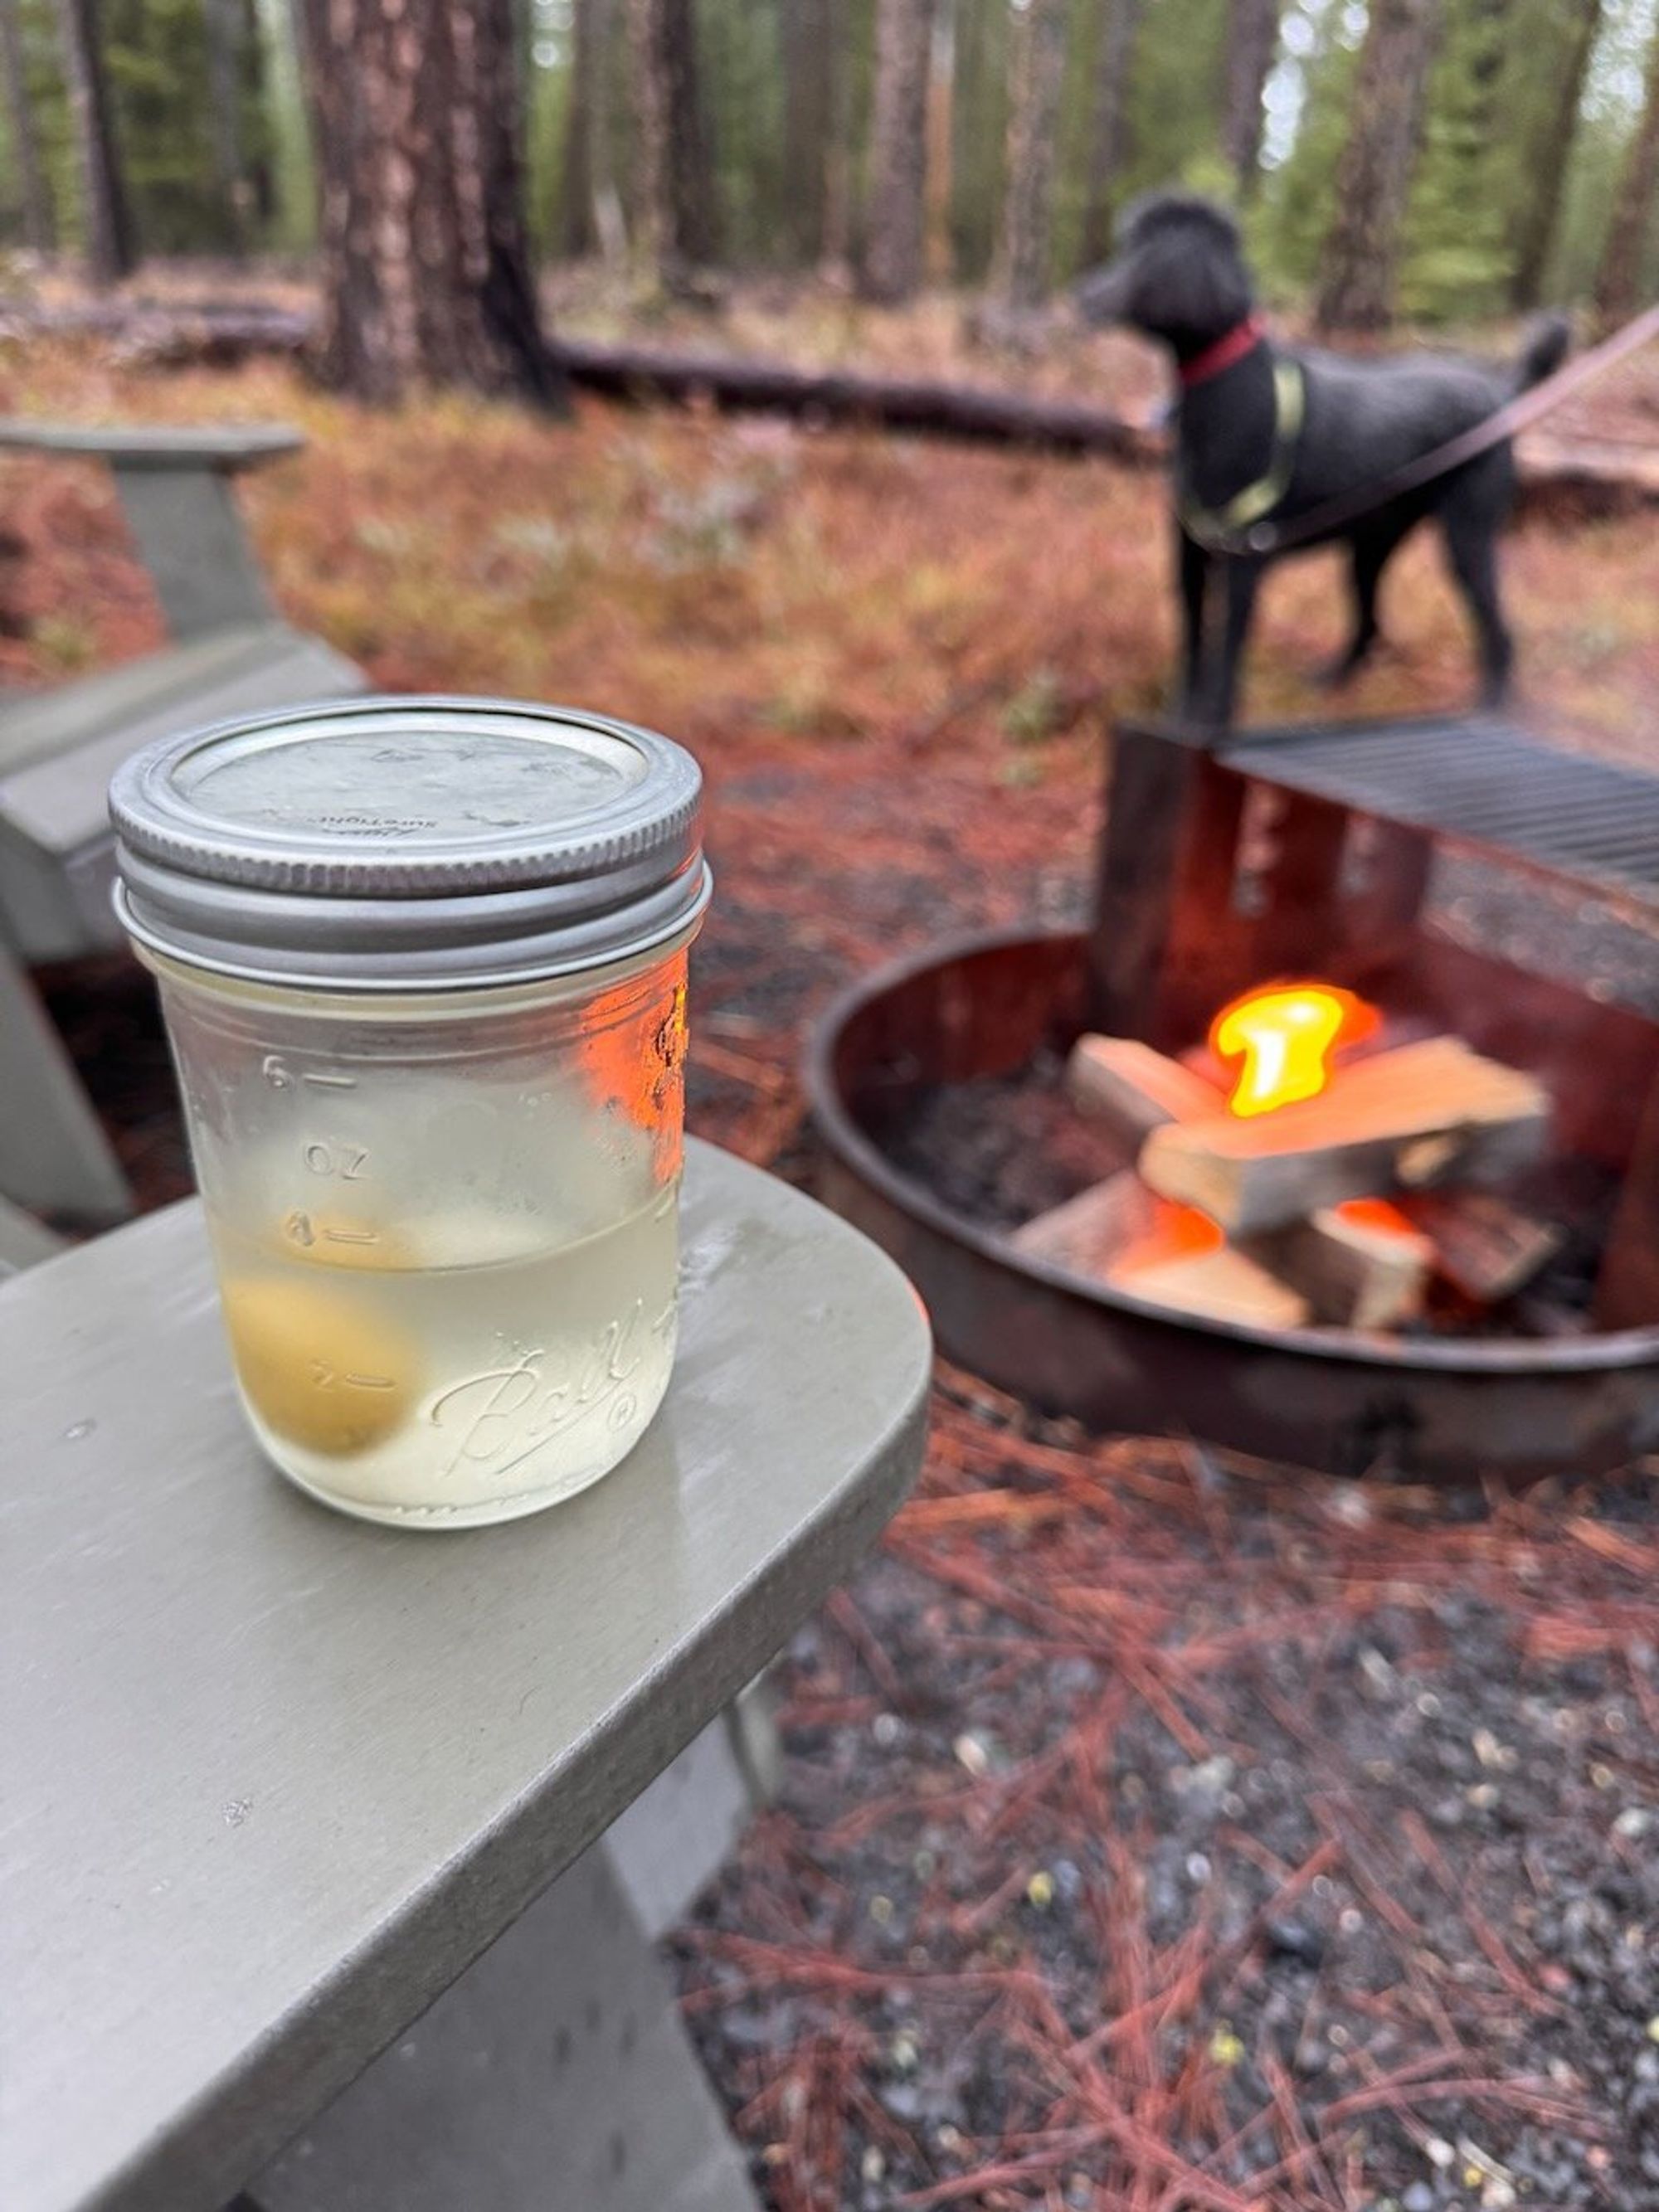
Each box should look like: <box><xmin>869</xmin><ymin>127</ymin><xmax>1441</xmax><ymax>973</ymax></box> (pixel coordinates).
<box><xmin>9</xmin><ymin>315</ymin><xmax>1659</xmax><ymax>2208</ymax></box>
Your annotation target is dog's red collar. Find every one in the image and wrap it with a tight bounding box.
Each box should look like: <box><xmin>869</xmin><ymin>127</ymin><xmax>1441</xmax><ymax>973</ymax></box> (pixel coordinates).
<box><xmin>1179</xmin><ymin>313</ymin><xmax>1267</xmax><ymax>389</ymax></box>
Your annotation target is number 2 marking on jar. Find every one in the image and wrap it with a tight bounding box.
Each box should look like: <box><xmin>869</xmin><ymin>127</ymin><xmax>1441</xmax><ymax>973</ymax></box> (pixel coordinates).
<box><xmin>304</xmin><ymin>1141</ymin><xmax>369</xmax><ymax>1179</ymax></box>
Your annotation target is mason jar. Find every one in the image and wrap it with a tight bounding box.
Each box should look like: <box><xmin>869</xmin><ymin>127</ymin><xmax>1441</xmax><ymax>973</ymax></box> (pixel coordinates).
<box><xmin>109</xmin><ymin>698</ymin><xmax>710</xmax><ymax>1529</ymax></box>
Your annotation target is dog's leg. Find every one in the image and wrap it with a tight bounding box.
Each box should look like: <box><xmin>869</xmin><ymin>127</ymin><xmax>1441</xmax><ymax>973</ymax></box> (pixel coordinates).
<box><xmin>1188</xmin><ymin>556</ymin><xmax>1262</xmax><ymax>731</ymax></box>
<box><xmin>1439</xmin><ymin>455</ymin><xmax>1516</xmax><ymax>707</ymax></box>
<box><xmin>1316</xmin><ymin>523</ymin><xmax>1406</xmax><ymax>688</ymax></box>
<box><xmin>1175</xmin><ymin>527</ymin><xmax>1209</xmax><ymax>712</ymax></box>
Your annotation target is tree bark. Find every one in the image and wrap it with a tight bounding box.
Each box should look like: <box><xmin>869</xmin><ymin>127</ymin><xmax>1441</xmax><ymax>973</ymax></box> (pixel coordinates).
<box><xmin>924</xmin><ymin>0</ymin><xmax>954</xmax><ymax>280</ymax></box>
<box><xmin>992</xmin><ymin>0</ymin><xmax>1067</xmax><ymax>307</ymax></box>
<box><xmin>56</xmin><ymin>0</ymin><xmax>134</xmax><ymax>282</ymax></box>
<box><xmin>1593</xmin><ymin>13</ymin><xmax>1659</xmax><ymax>329</ymax></box>
<box><xmin>1316</xmin><ymin>0</ymin><xmax>1444</xmax><ymax>333</ymax></box>
<box><xmin>1221</xmin><ymin>0</ymin><xmax>1282</xmax><ymax>196</ymax></box>
<box><xmin>860</xmin><ymin>0</ymin><xmax>935</xmax><ymax>301</ymax></box>
<box><xmin>202</xmin><ymin>0</ymin><xmax>247</xmax><ymax>250</ymax></box>
<box><xmin>627</xmin><ymin>0</ymin><xmax>718</xmax><ymax>287</ymax></box>
<box><xmin>1080</xmin><ymin>0</ymin><xmax>1141</xmax><ymax>268</ymax></box>
<box><xmin>241</xmin><ymin>0</ymin><xmax>276</xmax><ymax>228</ymax></box>
<box><xmin>820</xmin><ymin>0</ymin><xmax>853</xmax><ymax>269</ymax></box>
<box><xmin>557</xmin><ymin>0</ymin><xmax>605</xmax><ymax>256</ymax></box>
<box><xmin>1509</xmin><ymin>0</ymin><xmax>1602</xmax><ymax>309</ymax></box>
<box><xmin>298</xmin><ymin>0</ymin><xmax>564</xmax><ymax>407</ymax></box>
<box><xmin>0</xmin><ymin>0</ymin><xmax>53</xmax><ymax>251</ymax></box>
<box><xmin>781</xmin><ymin>0</ymin><xmax>834</xmax><ymax>261</ymax></box>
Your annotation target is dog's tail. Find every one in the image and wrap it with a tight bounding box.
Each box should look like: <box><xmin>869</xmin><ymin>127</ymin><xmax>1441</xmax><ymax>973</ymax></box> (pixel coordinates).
<box><xmin>1514</xmin><ymin>311</ymin><xmax>1571</xmax><ymax>392</ymax></box>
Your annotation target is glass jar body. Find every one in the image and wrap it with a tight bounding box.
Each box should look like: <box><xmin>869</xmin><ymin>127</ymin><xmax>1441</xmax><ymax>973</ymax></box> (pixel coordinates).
<box><xmin>148</xmin><ymin>940</ymin><xmax>691</xmax><ymax>1527</ymax></box>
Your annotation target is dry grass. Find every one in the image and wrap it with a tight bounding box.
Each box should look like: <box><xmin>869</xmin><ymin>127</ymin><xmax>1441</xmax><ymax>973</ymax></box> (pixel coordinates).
<box><xmin>0</xmin><ymin>330</ymin><xmax>1655</xmax><ymax>782</ymax></box>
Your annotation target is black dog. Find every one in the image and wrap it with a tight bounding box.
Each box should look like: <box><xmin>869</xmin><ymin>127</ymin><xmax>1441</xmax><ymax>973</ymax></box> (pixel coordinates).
<box><xmin>1075</xmin><ymin>193</ymin><xmax>1570</xmax><ymax>729</ymax></box>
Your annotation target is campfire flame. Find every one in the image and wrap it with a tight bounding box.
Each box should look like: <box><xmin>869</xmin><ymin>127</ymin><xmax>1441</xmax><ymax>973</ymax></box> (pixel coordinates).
<box><xmin>1209</xmin><ymin>983</ymin><xmax>1378</xmax><ymax>1118</ymax></box>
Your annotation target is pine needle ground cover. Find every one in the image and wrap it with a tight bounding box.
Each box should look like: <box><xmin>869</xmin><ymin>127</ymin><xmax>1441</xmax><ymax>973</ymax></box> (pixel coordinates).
<box><xmin>10</xmin><ymin>330</ymin><xmax>1659</xmax><ymax>2208</ymax></box>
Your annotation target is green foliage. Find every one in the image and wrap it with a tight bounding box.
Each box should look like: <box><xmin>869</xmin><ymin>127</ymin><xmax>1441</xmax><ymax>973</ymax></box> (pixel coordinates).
<box><xmin>1399</xmin><ymin>0</ymin><xmax>1516</xmax><ymax>319</ymax></box>
<box><xmin>1117</xmin><ymin>0</ymin><xmax>1228</xmax><ymax>202</ymax></box>
<box><xmin>1000</xmin><ymin>663</ymin><xmax>1064</xmax><ymax>742</ymax></box>
<box><xmin>699</xmin><ymin>0</ymin><xmax>789</xmax><ymax>261</ymax></box>
<box><xmin>102</xmin><ymin>0</ymin><xmax>221</xmax><ymax>251</ymax></box>
<box><xmin>255</xmin><ymin>0</ymin><xmax>314</xmax><ymax>250</ymax></box>
<box><xmin>951</xmin><ymin>0</ymin><xmax>1010</xmax><ymax>280</ymax></box>
<box><xmin>1551</xmin><ymin>0</ymin><xmax>1659</xmax><ymax>299</ymax></box>
<box><xmin>0</xmin><ymin>0</ymin><xmax>78</xmax><ymax>251</ymax></box>
<box><xmin>1048</xmin><ymin>0</ymin><xmax>1104</xmax><ymax>282</ymax></box>
<box><xmin>1251</xmin><ymin>1</ymin><xmax>1363</xmax><ymax>296</ymax></box>
<box><xmin>525</xmin><ymin>0</ymin><xmax>572</xmax><ymax>255</ymax></box>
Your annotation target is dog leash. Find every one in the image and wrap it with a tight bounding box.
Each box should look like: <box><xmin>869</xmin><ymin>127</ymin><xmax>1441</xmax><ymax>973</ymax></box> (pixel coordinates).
<box><xmin>1186</xmin><ymin>299</ymin><xmax>1659</xmax><ymax>560</ymax></box>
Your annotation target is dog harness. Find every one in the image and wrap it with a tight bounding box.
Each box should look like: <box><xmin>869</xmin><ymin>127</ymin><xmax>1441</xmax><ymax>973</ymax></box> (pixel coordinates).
<box><xmin>1176</xmin><ymin>356</ymin><xmax>1305</xmax><ymax>557</ymax></box>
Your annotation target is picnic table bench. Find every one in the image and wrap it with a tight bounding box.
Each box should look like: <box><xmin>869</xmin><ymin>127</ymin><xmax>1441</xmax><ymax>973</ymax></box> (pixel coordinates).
<box><xmin>2</xmin><ymin>1137</ymin><xmax>932</xmax><ymax>2212</ymax></box>
<box><xmin>0</xmin><ymin>421</ymin><xmax>362</xmax><ymax>1231</ymax></box>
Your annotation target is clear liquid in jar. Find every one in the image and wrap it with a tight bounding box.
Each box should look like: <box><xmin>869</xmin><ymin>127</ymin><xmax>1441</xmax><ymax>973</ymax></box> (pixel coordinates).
<box><xmin>209</xmin><ymin>1180</ymin><xmax>680</xmax><ymax>1525</ymax></box>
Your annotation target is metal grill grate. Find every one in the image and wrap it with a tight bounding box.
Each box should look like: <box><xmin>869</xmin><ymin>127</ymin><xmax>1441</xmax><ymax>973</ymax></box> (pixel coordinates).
<box><xmin>1221</xmin><ymin>712</ymin><xmax>1659</xmax><ymax>907</ymax></box>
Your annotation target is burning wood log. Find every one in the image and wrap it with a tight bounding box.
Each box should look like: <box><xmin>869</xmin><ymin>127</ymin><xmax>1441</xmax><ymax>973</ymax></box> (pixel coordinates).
<box><xmin>1139</xmin><ymin>1038</ymin><xmax>1550</xmax><ymax>1236</ymax></box>
<box><xmin>1110</xmin><ymin>1236</ymin><xmax>1311</xmax><ymax>1330</ymax></box>
<box><xmin>1251</xmin><ymin>1199</ymin><xmax>1434</xmax><ymax>1330</ymax></box>
<box><xmin>1400</xmin><ymin>1189</ymin><xmax>1562</xmax><ymax>1304</ymax></box>
<box><xmin>1009</xmin><ymin>1171</ymin><xmax>1157</xmax><ymax>1272</ymax></box>
<box><xmin>1065</xmin><ymin>1036</ymin><xmax>1226</xmax><ymax>1145</ymax></box>
<box><xmin>1012</xmin><ymin>1174</ymin><xmax>1311</xmax><ymax>1328</ymax></box>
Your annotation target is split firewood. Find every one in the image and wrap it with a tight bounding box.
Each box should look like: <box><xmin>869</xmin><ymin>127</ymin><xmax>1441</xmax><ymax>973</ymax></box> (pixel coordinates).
<box><xmin>1012</xmin><ymin>1173</ymin><xmax>1309</xmax><ymax>1328</ymax></box>
<box><xmin>1400</xmin><ymin>1189</ymin><xmax>1562</xmax><ymax>1304</ymax></box>
<box><xmin>1109</xmin><ymin>1238</ymin><xmax>1311</xmax><ymax>1331</ymax></box>
<box><xmin>1009</xmin><ymin>1172</ymin><xmax>1160</xmax><ymax>1273</ymax></box>
<box><xmin>1139</xmin><ymin>1038</ymin><xmax>1550</xmax><ymax>1236</ymax></box>
<box><xmin>1066</xmin><ymin>1035</ymin><xmax>1226</xmax><ymax>1145</ymax></box>
<box><xmin>1251</xmin><ymin>1199</ymin><xmax>1434</xmax><ymax>1330</ymax></box>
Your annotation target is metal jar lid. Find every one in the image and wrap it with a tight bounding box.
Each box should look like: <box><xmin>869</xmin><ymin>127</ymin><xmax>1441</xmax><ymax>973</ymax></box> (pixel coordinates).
<box><xmin>109</xmin><ymin>696</ymin><xmax>712</xmax><ymax>990</ymax></box>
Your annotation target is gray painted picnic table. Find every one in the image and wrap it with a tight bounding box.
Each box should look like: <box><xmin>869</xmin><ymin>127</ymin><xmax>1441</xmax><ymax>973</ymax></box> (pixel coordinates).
<box><xmin>2</xmin><ymin>1138</ymin><xmax>932</xmax><ymax>2212</ymax></box>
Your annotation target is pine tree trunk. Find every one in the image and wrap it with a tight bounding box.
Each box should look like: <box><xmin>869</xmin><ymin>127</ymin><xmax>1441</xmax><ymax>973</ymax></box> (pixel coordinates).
<box><xmin>860</xmin><ymin>0</ymin><xmax>935</xmax><ymax>302</ymax></box>
<box><xmin>202</xmin><ymin>0</ymin><xmax>247</xmax><ymax>250</ymax></box>
<box><xmin>56</xmin><ymin>0</ymin><xmax>134</xmax><ymax>282</ymax></box>
<box><xmin>781</xmin><ymin>0</ymin><xmax>833</xmax><ymax>261</ymax></box>
<box><xmin>627</xmin><ymin>0</ymin><xmax>718</xmax><ymax>288</ymax></box>
<box><xmin>0</xmin><ymin>0</ymin><xmax>53</xmax><ymax>250</ymax></box>
<box><xmin>992</xmin><ymin>0</ymin><xmax>1067</xmax><ymax>307</ymax></box>
<box><xmin>820</xmin><ymin>0</ymin><xmax>853</xmax><ymax>270</ymax></box>
<box><xmin>1316</xmin><ymin>0</ymin><xmax>1444</xmax><ymax>333</ymax></box>
<box><xmin>1509</xmin><ymin>0</ymin><xmax>1602</xmax><ymax>308</ymax></box>
<box><xmin>1593</xmin><ymin>14</ymin><xmax>1659</xmax><ymax>328</ymax></box>
<box><xmin>557</xmin><ymin>0</ymin><xmax>604</xmax><ymax>256</ymax></box>
<box><xmin>1221</xmin><ymin>0</ymin><xmax>1281</xmax><ymax>196</ymax></box>
<box><xmin>299</xmin><ymin>0</ymin><xmax>564</xmax><ymax>407</ymax></box>
<box><xmin>1080</xmin><ymin>0</ymin><xmax>1141</xmax><ymax>267</ymax></box>
<box><xmin>241</xmin><ymin>0</ymin><xmax>276</xmax><ymax>227</ymax></box>
<box><xmin>924</xmin><ymin>0</ymin><xmax>954</xmax><ymax>280</ymax></box>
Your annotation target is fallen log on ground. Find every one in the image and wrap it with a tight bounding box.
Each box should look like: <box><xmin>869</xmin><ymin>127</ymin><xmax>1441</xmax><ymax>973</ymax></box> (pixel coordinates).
<box><xmin>0</xmin><ymin>301</ymin><xmax>1653</xmax><ymax>510</ymax></box>
<box><xmin>553</xmin><ymin>338</ymin><xmax>1160</xmax><ymax>457</ymax></box>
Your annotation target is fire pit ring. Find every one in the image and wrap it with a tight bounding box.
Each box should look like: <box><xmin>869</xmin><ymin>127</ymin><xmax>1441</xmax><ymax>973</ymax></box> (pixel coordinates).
<box><xmin>808</xmin><ymin>927</ymin><xmax>1659</xmax><ymax>1484</ymax></box>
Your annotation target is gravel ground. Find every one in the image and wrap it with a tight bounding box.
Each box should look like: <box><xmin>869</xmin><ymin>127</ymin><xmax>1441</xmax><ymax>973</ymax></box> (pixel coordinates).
<box><xmin>677</xmin><ymin>1391</ymin><xmax>1659</xmax><ymax>2210</ymax></box>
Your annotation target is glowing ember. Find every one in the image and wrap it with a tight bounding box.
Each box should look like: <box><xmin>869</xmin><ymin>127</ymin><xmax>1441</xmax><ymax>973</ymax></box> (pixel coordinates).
<box><xmin>1209</xmin><ymin>983</ymin><xmax>1378</xmax><ymax>1118</ymax></box>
